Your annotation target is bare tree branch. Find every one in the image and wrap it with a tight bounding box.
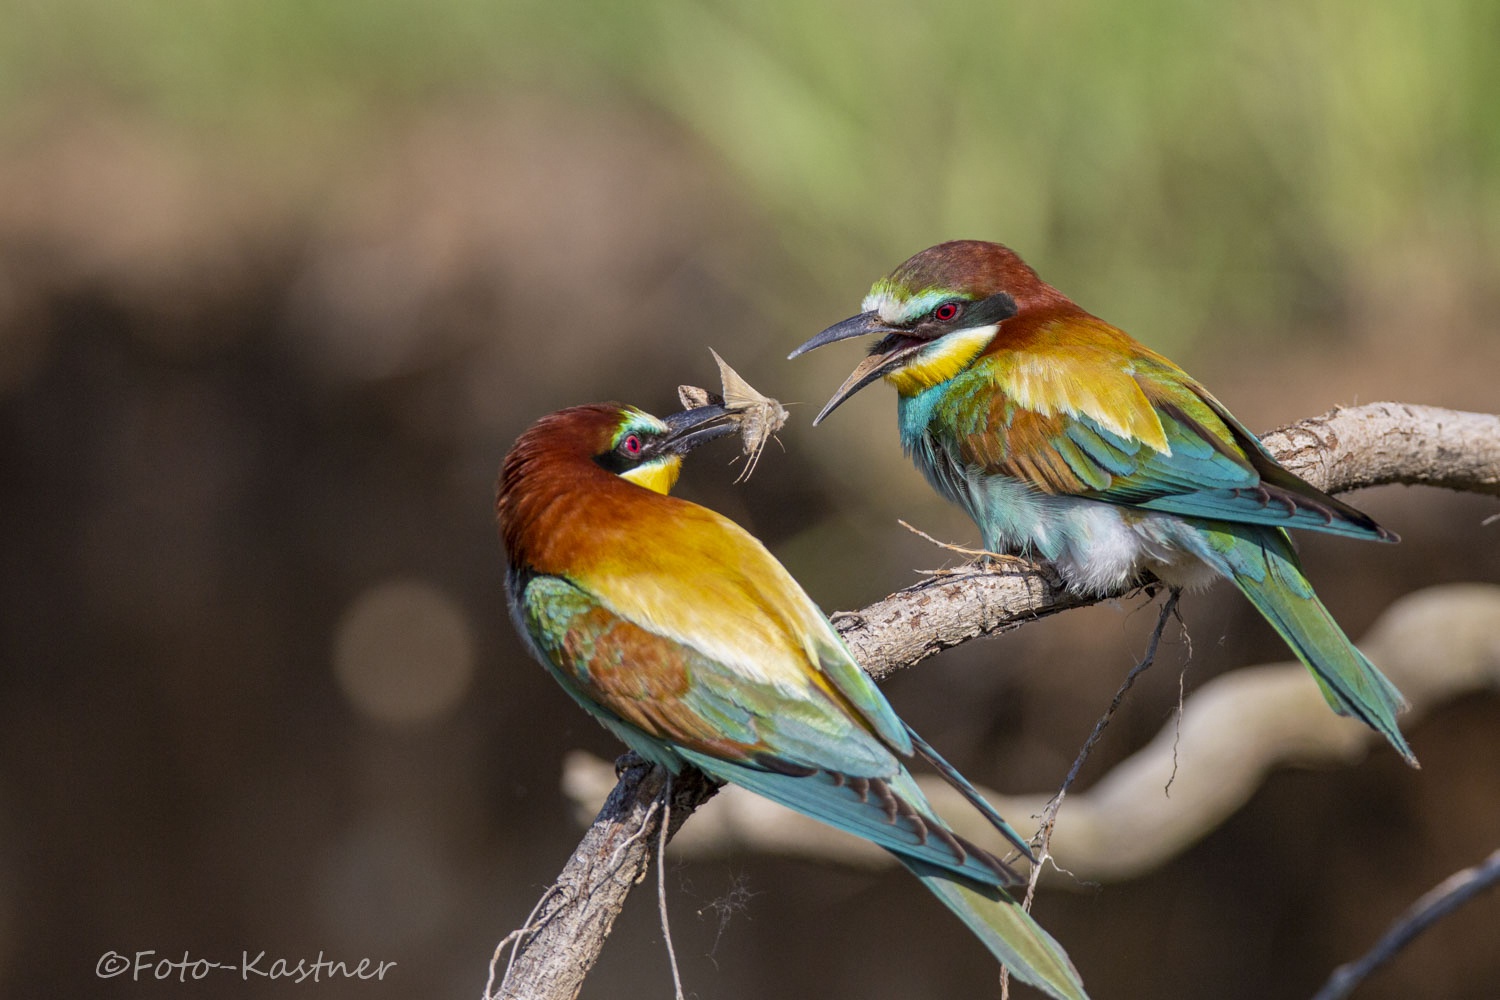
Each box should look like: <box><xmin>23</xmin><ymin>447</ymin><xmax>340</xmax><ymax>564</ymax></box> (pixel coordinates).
<box><xmin>1260</xmin><ymin>402</ymin><xmax>1500</xmax><ymax>498</ymax></box>
<box><xmin>1311</xmin><ymin>847</ymin><xmax>1500</xmax><ymax>1000</ymax></box>
<box><xmin>489</xmin><ymin>759</ymin><xmax>717</xmax><ymax>1000</ymax></box>
<box><xmin>495</xmin><ymin>402</ymin><xmax>1500</xmax><ymax>998</ymax></box>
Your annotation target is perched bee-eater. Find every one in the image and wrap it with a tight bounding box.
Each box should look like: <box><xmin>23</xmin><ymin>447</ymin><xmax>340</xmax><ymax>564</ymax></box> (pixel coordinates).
<box><xmin>792</xmin><ymin>240</ymin><xmax>1414</xmax><ymax>765</ymax></box>
<box><xmin>497</xmin><ymin>402</ymin><xmax>1088</xmax><ymax>1000</ymax></box>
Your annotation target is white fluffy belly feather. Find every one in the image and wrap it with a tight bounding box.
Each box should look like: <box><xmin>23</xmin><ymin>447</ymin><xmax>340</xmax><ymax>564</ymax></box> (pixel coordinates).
<box><xmin>966</xmin><ymin>473</ymin><xmax>1220</xmax><ymax>595</ymax></box>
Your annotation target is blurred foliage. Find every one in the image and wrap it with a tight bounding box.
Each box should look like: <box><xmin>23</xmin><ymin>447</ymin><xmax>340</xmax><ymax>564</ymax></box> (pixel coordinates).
<box><xmin>8</xmin><ymin>1</ymin><xmax>1500</xmax><ymax>350</ymax></box>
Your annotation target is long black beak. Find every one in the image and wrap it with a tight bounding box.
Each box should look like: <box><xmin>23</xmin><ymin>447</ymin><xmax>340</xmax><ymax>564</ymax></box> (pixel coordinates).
<box><xmin>661</xmin><ymin>403</ymin><xmax>739</xmax><ymax>454</ymax></box>
<box><xmin>787</xmin><ymin>310</ymin><xmax>900</xmax><ymax>359</ymax></box>
<box><xmin>790</xmin><ymin>311</ymin><xmax>924</xmax><ymax>425</ymax></box>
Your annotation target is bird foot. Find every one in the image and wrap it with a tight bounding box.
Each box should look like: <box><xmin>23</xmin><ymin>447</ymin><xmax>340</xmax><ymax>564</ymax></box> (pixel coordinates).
<box><xmin>899</xmin><ymin>519</ymin><xmax>1037</xmax><ymax>575</ymax></box>
<box><xmin>972</xmin><ymin>551</ymin><xmax>1039</xmax><ymax>572</ymax></box>
<box><xmin>915</xmin><ymin>552</ymin><xmax>1037</xmax><ymax>579</ymax></box>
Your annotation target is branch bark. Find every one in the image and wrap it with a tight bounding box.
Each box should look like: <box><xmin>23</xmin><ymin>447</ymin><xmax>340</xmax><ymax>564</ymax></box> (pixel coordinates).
<box><xmin>494</xmin><ymin>402</ymin><xmax>1500</xmax><ymax>999</ymax></box>
<box><xmin>488</xmin><ymin>759</ymin><xmax>718</xmax><ymax>1000</ymax></box>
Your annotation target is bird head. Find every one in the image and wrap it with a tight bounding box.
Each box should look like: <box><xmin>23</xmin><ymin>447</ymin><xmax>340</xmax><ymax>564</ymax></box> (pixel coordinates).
<box><xmin>790</xmin><ymin>240</ymin><xmax>1063</xmax><ymax>423</ymax></box>
<box><xmin>502</xmin><ymin>401</ymin><xmax>739</xmax><ymax>499</ymax></box>
<box><xmin>497</xmin><ymin>401</ymin><xmax>741</xmax><ymax>572</ymax></box>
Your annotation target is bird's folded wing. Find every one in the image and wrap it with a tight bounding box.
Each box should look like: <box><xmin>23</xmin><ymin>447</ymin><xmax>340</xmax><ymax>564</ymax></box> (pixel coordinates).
<box><xmin>520</xmin><ymin>574</ymin><xmax>1022</xmax><ymax>884</ymax></box>
<box><xmin>969</xmin><ymin>352</ymin><xmax>1388</xmax><ymax>538</ymax></box>
<box><xmin>566</xmin><ymin>501</ymin><xmax>916</xmax><ymax>751</ymax></box>
<box><xmin>520</xmin><ymin>573</ymin><xmax>896</xmax><ymax>775</ymax></box>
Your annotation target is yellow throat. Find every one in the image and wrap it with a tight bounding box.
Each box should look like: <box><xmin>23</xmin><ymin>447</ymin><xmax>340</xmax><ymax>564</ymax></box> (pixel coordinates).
<box><xmin>620</xmin><ymin>455</ymin><xmax>683</xmax><ymax>495</ymax></box>
<box><xmin>884</xmin><ymin>325</ymin><xmax>998</xmax><ymax>395</ymax></box>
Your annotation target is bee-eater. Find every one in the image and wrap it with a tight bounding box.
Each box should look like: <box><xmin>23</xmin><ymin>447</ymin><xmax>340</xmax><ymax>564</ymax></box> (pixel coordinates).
<box><xmin>791</xmin><ymin>239</ymin><xmax>1415</xmax><ymax>766</ymax></box>
<box><xmin>497</xmin><ymin>402</ymin><xmax>1088</xmax><ymax>1000</ymax></box>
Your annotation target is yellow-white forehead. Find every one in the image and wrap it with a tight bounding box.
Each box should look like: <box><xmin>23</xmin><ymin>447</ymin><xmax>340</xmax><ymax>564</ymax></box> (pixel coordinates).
<box><xmin>612</xmin><ymin>408</ymin><xmax>668</xmax><ymax>448</ymax></box>
<box><xmin>861</xmin><ymin>286</ymin><xmax>962</xmax><ymax>326</ymax></box>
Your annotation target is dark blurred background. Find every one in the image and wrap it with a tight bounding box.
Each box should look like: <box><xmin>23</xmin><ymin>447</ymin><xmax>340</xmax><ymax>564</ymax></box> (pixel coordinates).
<box><xmin>2</xmin><ymin>2</ymin><xmax>1499</xmax><ymax>998</ymax></box>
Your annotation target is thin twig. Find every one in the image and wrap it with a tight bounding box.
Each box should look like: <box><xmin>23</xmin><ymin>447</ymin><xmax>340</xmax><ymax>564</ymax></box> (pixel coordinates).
<box><xmin>1003</xmin><ymin>589</ymin><xmax>1182</xmax><ymax>998</ymax></box>
<box><xmin>1165</xmin><ymin>669</ymin><xmax>1186</xmax><ymax>797</ymax></box>
<box><xmin>658</xmin><ymin>774</ymin><xmax>687</xmax><ymax>1000</ymax></box>
<box><xmin>609</xmin><ymin>799</ymin><xmax>661</xmax><ymax>869</ymax></box>
<box><xmin>1311</xmin><ymin>847</ymin><xmax>1500</xmax><ymax>1000</ymax></box>
<box><xmin>1164</xmin><ymin>601</ymin><xmax>1191</xmax><ymax>797</ymax></box>
<box><xmin>487</xmin><ymin>884</ymin><xmax>569</xmax><ymax>999</ymax></box>
<box><xmin>1036</xmin><ymin>590</ymin><xmax>1182</xmax><ymax>859</ymax></box>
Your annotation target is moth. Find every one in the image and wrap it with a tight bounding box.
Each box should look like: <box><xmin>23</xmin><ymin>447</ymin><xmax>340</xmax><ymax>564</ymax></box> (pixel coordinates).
<box><xmin>678</xmin><ymin>349</ymin><xmax>789</xmax><ymax>482</ymax></box>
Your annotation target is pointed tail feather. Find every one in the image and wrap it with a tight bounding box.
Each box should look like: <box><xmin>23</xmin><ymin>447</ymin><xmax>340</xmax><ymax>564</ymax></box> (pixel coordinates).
<box><xmin>906</xmin><ymin>725</ymin><xmax>1034</xmax><ymax>859</ymax></box>
<box><xmin>1200</xmin><ymin>524</ymin><xmax>1416</xmax><ymax>766</ymax></box>
<box><xmin>676</xmin><ymin>749</ymin><xmax>1027</xmax><ymax>884</ymax></box>
<box><xmin>677</xmin><ymin>749</ymin><xmax>1087</xmax><ymax>991</ymax></box>
<box><xmin>902</xmin><ymin>857</ymin><xmax>1089</xmax><ymax>1000</ymax></box>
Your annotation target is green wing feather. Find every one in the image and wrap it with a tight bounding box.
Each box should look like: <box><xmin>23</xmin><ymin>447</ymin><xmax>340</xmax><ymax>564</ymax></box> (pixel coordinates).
<box><xmin>970</xmin><ymin>350</ymin><xmax>1392</xmax><ymax>540</ymax></box>
<box><xmin>520</xmin><ymin>574</ymin><xmax>893</xmax><ymax>773</ymax></box>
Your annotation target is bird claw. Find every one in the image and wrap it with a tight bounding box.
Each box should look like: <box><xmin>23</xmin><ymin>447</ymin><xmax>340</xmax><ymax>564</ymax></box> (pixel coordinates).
<box><xmin>971</xmin><ymin>551</ymin><xmax>1038</xmax><ymax>572</ymax></box>
<box><xmin>613</xmin><ymin>751</ymin><xmax>650</xmax><ymax>779</ymax></box>
<box><xmin>914</xmin><ymin>553</ymin><xmax>1036</xmax><ymax>579</ymax></box>
<box><xmin>898</xmin><ymin>519</ymin><xmax>1037</xmax><ymax>575</ymax></box>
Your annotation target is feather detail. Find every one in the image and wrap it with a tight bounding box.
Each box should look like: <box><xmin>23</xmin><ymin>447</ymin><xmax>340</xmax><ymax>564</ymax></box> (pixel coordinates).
<box><xmin>903</xmin><ymin>317</ymin><xmax>1394</xmax><ymax>543</ymax></box>
<box><xmin>987</xmin><ymin>314</ymin><xmax>1172</xmax><ymax>454</ymax></box>
<box><xmin>677</xmin><ymin>750</ymin><xmax>1023</xmax><ymax>887</ymax></box>
<box><xmin>907</xmin><ymin>726</ymin><xmax>1033</xmax><ymax>858</ymax></box>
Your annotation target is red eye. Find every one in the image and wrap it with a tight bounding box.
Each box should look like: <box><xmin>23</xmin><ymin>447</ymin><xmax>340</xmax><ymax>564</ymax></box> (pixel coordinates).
<box><xmin>621</xmin><ymin>434</ymin><xmax>643</xmax><ymax>457</ymax></box>
<box><xmin>933</xmin><ymin>301</ymin><xmax>962</xmax><ymax>322</ymax></box>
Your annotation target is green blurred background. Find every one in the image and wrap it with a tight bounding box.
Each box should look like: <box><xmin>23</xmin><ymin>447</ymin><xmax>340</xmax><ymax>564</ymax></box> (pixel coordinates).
<box><xmin>2</xmin><ymin>2</ymin><xmax>1498</xmax><ymax>997</ymax></box>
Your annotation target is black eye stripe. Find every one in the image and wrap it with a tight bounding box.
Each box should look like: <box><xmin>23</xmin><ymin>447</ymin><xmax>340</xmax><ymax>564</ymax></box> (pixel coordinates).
<box><xmin>920</xmin><ymin>292</ymin><xmax>1016</xmax><ymax>330</ymax></box>
<box><xmin>968</xmin><ymin>291</ymin><xmax>1019</xmax><ymax>326</ymax></box>
<box><xmin>595</xmin><ymin>429</ymin><xmax>657</xmax><ymax>474</ymax></box>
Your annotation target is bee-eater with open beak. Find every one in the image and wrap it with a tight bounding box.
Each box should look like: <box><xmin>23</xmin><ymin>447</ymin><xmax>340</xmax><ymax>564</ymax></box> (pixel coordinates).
<box><xmin>792</xmin><ymin>239</ymin><xmax>1414</xmax><ymax>766</ymax></box>
<box><xmin>497</xmin><ymin>401</ymin><xmax>1088</xmax><ymax>1000</ymax></box>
